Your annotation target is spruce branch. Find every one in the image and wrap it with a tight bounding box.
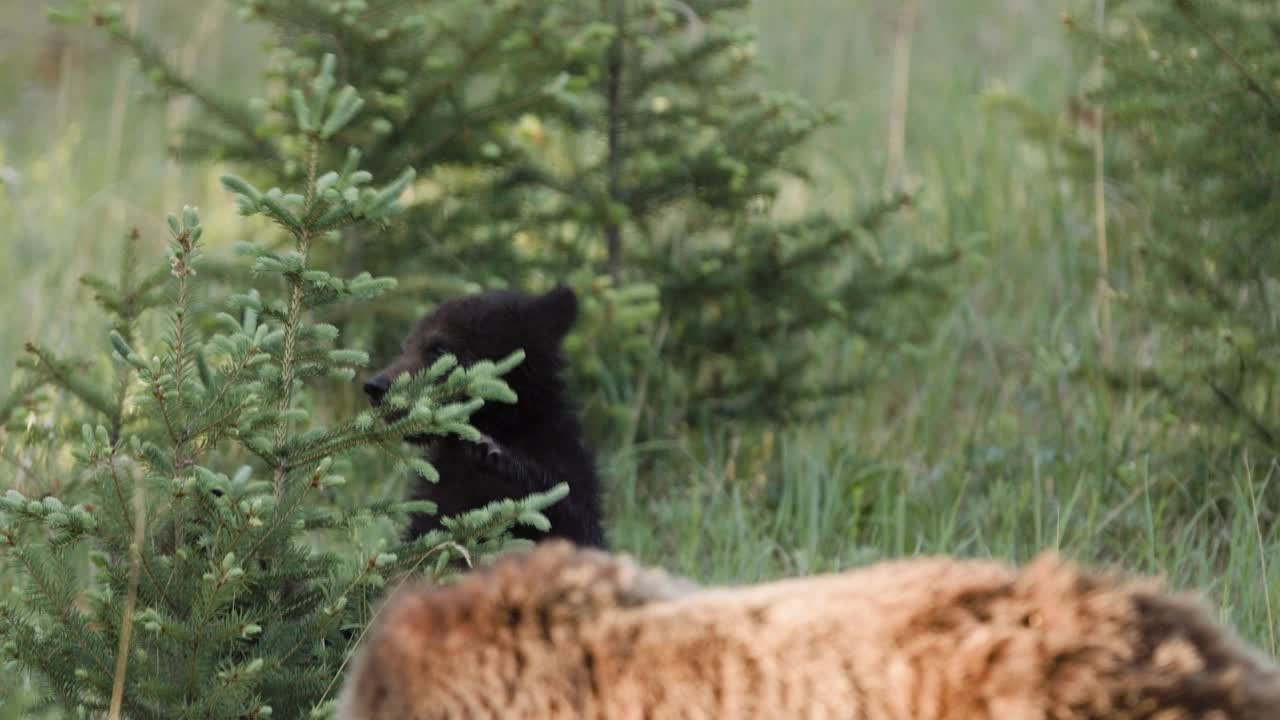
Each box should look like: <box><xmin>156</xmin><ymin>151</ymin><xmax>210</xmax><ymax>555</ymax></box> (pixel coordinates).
<box><xmin>272</xmin><ymin>138</ymin><xmax>319</xmax><ymax>500</ymax></box>
<box><xmin>22</xmin><ymin>342</ymin><xmax>117</xmax><ymax>422</ymax></box>
<box><xmin>107</xmin><ymin>477</ymin><xmax>147</xmax><ymax>720</ymax></box>
<box><xmin>374</xmin><ymin>4</ymin><xmax>526</xmax><ymax>163</ymax></box>
<box><xmin>103</xmin><ymin>444</ymin><xmax>175</xmax><ymax>613</ymax></box>
<box><xmin>0</xmin><ymin>374</ymin><xmax>51</xmax><ymax>427</ymax></box>
<box><xmin>165</xmin><ymin>211</ymin><xmax>202</xmax><ymax>471</ymax></box>
<box><xmin>1209</xmin><ymin>379</ymin><xmax>1280</xmax><ymax>451</ymax></box>
<box><xmin>79</xmin><ymin>3</ymin><xmax>282</xmax><ymax>162</ymax></box>
<box><xmin>1172</xmin><ymin>0</ymin><xmax>1280</xmax><ymax>119</ymax></box>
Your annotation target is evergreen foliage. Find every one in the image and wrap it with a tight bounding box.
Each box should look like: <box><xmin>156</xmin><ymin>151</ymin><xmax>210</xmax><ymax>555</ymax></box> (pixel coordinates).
<box><xmin>66</xmin><ymin>0</ymin><xmax>956</xmax><ymax>425</ymax></box>
<box><xmin>0</xmin><ymin>56</ymin><xmax>566</xmax><ymax>719</ymax></box>
<box><xmin>1064</xmin><ymin>1</ymin><xmax>1280</xmax><ymax>454</ymax></box>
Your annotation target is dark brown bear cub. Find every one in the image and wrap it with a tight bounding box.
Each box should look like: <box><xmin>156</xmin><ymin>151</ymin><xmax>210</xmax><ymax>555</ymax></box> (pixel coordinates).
<box><xmin>364</xmin><ymin>285</ymin><xmax>606</xmax><ymax>548</ymax></box>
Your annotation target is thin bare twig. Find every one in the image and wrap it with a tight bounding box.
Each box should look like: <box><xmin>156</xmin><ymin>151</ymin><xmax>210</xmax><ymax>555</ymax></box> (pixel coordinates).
<box><xmin>603</xmin><ymin>0</ymin><xmax>626</xmax><ymax>280</ymax></box>
<box><xmin>1093</xmin><ymin>0</ymin><xmax>1112</xmax><ymax>364</ymax></box>
<box><xmin>884</xmin><ymin>0</ymin><xmax>917</xmax><ymax>193</ymax></box>
<box><xmin>108</xmin><ymin>471</ymin><xmax>147</xmax><ymax>720</ymax></box>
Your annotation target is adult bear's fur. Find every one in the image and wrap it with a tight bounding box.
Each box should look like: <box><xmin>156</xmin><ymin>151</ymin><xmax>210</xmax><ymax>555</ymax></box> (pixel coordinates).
<box><xmin>338</xmin><ymin>541</ymin><xmax>1280</xmax><ymax>719</ymax></box>
<box><xmin>364</xmin><ymin>286</ymin><xmax>605</xmax><ymax>548</ymax></box>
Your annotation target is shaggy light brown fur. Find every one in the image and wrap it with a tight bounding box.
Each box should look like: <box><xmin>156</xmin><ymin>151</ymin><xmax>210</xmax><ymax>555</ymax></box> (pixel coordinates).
<box><xmin>337</xmin><ymin>541</ymin><xmax>1280</xmax><ymax>719</ymax></box>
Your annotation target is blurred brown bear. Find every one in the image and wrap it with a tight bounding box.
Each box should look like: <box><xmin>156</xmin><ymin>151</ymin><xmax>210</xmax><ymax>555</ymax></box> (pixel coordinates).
<box><xmin>338</xmin><ymin>541</ymin><xmax>1280</xmax><ymax>719</ymax></box>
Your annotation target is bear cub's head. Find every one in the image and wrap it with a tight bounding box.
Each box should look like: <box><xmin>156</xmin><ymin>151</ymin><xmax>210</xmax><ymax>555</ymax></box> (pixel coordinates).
<box><xmin>363</xmin><ymin>285</ymin><xmax>580</xmax><ymax>442</ymax></box>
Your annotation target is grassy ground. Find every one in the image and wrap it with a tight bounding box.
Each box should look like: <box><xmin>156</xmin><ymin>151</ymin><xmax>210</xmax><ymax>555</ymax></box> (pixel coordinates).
<box><xmin>0</xmin><ymin>3</ymin><xmax>1275</xmax><ymax>714</ymax></box>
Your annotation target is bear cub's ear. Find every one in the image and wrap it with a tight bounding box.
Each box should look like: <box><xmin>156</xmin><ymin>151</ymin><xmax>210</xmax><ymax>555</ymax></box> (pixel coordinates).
<box><xmin>526</xmin><ymin>285</ymin><xmax>579</xmax><ymax>342</ymax></box>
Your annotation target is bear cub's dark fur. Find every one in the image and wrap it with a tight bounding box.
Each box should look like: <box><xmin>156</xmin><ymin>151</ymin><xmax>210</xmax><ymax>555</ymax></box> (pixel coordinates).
<box><xmin>364</xmin><ymin>285</ymin><xmax>606</xmax><ymax>548</ymax></box>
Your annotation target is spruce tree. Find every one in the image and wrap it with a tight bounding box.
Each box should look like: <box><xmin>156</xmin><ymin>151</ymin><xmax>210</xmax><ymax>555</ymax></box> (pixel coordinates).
<box><xmin>65</xmin><ymin>0</ymin><xmax>956</xmax><ymax>425</ymax></box>
<box><xmin>1062</xmin><ymin>1</ymin><xmax>1280</xmax><ymax>455</ymax></box>
<box><xmin>0</xmin><ymin>55</ymin><xmax>567</xmax><ymax>719</ymax></box>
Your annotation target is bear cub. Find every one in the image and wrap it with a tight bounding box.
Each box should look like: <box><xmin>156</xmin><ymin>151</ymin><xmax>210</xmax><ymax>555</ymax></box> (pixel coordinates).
<box><xmin>364</xmin><ymin>285</ymin><xmax>606</xmax><ymax>548</ymax></box>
